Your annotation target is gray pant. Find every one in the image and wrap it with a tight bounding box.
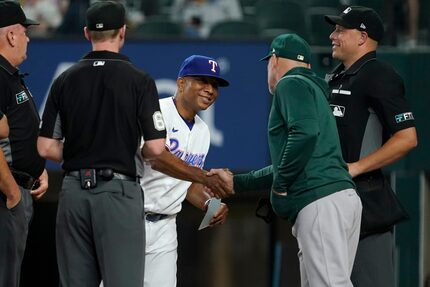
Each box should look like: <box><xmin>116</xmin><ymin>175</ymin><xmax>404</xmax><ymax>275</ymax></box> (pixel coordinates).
<box><xmin>56</xmin><ymin>176</ymin><xmax>145</xmax><ymax>287</ymax></box>
<box><xmin>0</xmin><ymin>187</ymin><xmax>33</xmax><ymax>287</ymax></box>
<box><xmin>351</xmin><ymin>231</ymin><xmax>395</xmax><ymax>287</ymax></box>
<box><xmin>292</xmin><ymin>188</ymin><xmax>362</xmax><ymax>287</ymax></box>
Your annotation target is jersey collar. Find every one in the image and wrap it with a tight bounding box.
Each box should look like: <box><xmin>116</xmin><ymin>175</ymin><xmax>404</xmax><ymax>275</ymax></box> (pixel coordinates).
<box><xmin>327</xmin><ymin>51</ymin><xmax>376</xmax><ymax>81</ymax></box>
<box><xmin>0</xmin><ymin>54</ymin><xmax>19</xmax><ymax>76</ymax></box>
<box><xmin>81</xmin><ymin>50</ymin><xmax>130</xmax><ymax>62</ymax></box>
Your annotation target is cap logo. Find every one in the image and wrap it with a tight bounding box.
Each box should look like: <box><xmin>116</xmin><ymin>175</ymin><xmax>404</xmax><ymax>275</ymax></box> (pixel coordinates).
<box><xmin>93</xmin><ymin>61</ymin><xmax>105</xmax><ymax>66</ymax></box>
<box><xmin>297</xmin><ymin>55</ymin><xmax>304</xmax><ymax>61</ymax></box>
<box><xmin>96</xmin><ymin>23</ymin><xmax>103</xmax><ymax>29</ymax></box>
<box><xmin>360</xmin><ymin>23</ymin><xmax>366</xmax><ymax>29</ymax></box>
<box><xmin>343</xmin><ymin>7</ymin><xmax>352</xmax><ymax>14</ymax></box>
<box><xmin>208</xmin><ymin>60</ymin><xmax>218</xmax><ymax>73</ymax></box>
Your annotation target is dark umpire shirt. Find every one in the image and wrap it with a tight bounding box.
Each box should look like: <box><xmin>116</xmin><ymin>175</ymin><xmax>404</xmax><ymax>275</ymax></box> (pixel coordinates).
<box><xmin>326</xmin><ymin>51</ymin><xmax>415</xmax><ymax>168</ymax></box>
<box><xmin>0</xmin><ymin>54</ymin><xmax>45</xmax><ymax>179</ymax></box>
<box><xmin>39</xmin><ymin>51</ymin><xmax>166</xmax><ymax>177</ymax></box>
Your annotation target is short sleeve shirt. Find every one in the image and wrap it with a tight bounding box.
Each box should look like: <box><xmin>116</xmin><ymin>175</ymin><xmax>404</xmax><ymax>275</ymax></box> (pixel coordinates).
<box><xmin>39</xmin><ymin>51</ymin><xmax>166</xmax><ymax>176</ymax></box>
<box><xmin>0</xmin><ymin>54</ymin><xmax>45</xmax><ymax>178</ymax></box>
<box><xmin>326</xmin><ymin>51</ymin><xmax>415</xmax><ymax>163</ymax></box>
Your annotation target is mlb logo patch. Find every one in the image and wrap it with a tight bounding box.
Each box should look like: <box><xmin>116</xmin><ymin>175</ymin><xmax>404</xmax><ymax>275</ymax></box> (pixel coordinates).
<box><xmin>330</xmin><ymin>104</ymin><xmax>345</xmax><ymax>117</ymax></box>
<box><xmin>15</xmin><ymin>91</ymin><xmax>29</xmax><ymax>104</ymax></box>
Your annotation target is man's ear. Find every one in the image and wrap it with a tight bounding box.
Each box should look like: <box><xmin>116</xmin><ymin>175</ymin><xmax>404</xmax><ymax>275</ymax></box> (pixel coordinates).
<box><xmin>119</xmin><ymin>25</ymin><xmax>126</xmax><ymax>39</ymax></box>
<box><xmin>358</xmin><ymin>31</ymin><xmax>368</xmax><ymax>46</ymax></box>
<box><xmin>6</xmin><ymin>30</ymin><xmax>15</xmax><ymax>47</ymax></box>
<box><xmin>84</xmin><ymin>27</ymin><xmax>91</xmax><ymax>41</ymax></box>
<box><xmin>177</xmin><ymin>78</ymin><xmax>185</xmax><ymax>92</ymax></box>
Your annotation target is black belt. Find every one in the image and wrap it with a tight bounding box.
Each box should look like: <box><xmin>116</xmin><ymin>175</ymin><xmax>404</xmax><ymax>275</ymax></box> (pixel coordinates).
<box><xmin>10</xmin><ymin>168</ymin><xmax>38</xmax><ymax>190</ymax></box>
<box><xmin>65</xmin><ymin>170</ymin><xmax>136</xmax><ymax>182</ymax></box>
<box><xmin>145</xmin><ymin>213</ymin><xmax>170</xmax><ymax>222</ymax></box>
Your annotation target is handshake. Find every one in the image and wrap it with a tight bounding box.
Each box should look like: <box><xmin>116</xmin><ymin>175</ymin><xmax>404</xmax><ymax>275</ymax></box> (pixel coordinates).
<box><xmin>202</xmin><ymin>168</ymin><xmax>235</xmax><ymax>199</ymax></box>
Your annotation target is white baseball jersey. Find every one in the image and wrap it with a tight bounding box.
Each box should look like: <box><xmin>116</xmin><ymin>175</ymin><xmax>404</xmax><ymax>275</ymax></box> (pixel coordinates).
<box><xmin>139</xmin><ymin>96</ymin><xmax>210</xmax><ymax>215</ymax></box>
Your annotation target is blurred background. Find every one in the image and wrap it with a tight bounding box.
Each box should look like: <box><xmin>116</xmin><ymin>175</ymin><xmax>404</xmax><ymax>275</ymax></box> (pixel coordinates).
<box><xmin>16</xmin><ymin>0</ymin><xmax>430</xmax><ymax>286</ymax></box>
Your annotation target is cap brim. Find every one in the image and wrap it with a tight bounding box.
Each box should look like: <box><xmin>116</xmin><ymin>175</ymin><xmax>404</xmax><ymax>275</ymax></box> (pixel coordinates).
<box><xmin>324</xmin><ymin>15</ymin><xmax>349</xmax><ymax>27</ymax></box>
<box><xmin>214</xmin><ymin>77</ymin><xmax>229</xmax><ymax>87</ymax></box>
<box><xmin>259</xmin><ymin>54</ymin><xmax>272</xmax><ymax>61</ymax></box>
<box><xmin>22</xmin><ymin>18</ymin><xmax>40</xmax><ymax>26</ymax></box>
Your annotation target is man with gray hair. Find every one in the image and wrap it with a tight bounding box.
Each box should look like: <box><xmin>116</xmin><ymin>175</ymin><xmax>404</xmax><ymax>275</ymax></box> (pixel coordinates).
<box><xmin>0</xmin><ymin>1</ymin><xmax>48</xmax><ymax>286</ymax></box>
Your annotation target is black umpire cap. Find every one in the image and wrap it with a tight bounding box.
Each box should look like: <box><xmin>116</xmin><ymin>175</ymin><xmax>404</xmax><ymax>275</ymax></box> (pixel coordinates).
<box><xmin>86</xmin><ymin>1</ymin><xmax>125</xmax><ymax>31</ymax></box>
<box><xmin>0</xmin><ymin>0</ymin><xmax>39</xmax><ymax>28</ymax></box>
<box><xmin>324</xmin><ymin>6</ymin><xmax>384</xmax><ymax>42</ymax></box>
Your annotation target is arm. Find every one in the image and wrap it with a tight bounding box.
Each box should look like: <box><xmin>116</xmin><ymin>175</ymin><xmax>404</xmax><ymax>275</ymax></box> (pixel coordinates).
<box><xmin>206</xmin><ymin>166</ymin><xmax>272</xmax><ymax>197</ymax></box>
<box><xmin>37</xmin><ymin>136</ymin><xmax>64</xmax><ymax>162</ymax></box>
<box><xmin>0</xmin><ymin>114</ymin><xmax>21</xmax><ymax>207</ymax></box>
<box><xmin>186</xmin><ymin>183</ymin><xmax>211</xmax><ymax>211</ymax></box>
<box><xmin>0</xmin><ymin>148</ymin><xmax>21</xmax><ymax>209</ymax></box>
<box><xmin>141</xmin><ymin>138</ymin><xmax>166</xmax><ymax>160</ymax></box>
<box><xmin>148</xmin><ymin>149</ymin><xmax>232</xmax><ymax>197</ymax></box>
<box><xmin>348</xmin><ymin>127</ymin><xmax>417</xmax><ymax>178</ymax></box>
<box><xmin>186</xmin><ymin>183</ymin><xmax>228</xmax><ymax>227</ymax></box>
<box><xmin>0</xmin><ymin>115</ymin><xmax>9</xmax><ymax>139</ymax></box>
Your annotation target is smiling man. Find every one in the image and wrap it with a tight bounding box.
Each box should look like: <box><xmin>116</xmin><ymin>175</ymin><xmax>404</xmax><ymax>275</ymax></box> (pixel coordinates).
<box><xmin>325</xmin><ymin>6</ymin><xmax>418</xmax><ymax>287</ymax></box>
<box><xmin>138</xmin><ymin>55</ymin><xmax>230</xmax><ymax>287</ymax></box>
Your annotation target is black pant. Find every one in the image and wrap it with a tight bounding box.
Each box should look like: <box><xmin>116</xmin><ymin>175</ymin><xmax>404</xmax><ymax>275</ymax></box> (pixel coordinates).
<box><xmin>0</xmin><ymin>188</ymin><xmax>33</xmax><ymax>287</ymax></box>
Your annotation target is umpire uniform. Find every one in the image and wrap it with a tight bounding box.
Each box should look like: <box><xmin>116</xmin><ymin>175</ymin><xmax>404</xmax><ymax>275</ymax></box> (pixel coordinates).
<box><xmin>326</xmin><ymin>50</ymin><xmax>415</xmax><ymax>286</ymax></box>
<box><xmin>0</xmin><ymin>29</ymin><xmax>45</xmax><ymax>287</ymax></box>
<box><xmin>39</xmin><ymin>3</ymin><xmax>166</xmax><ymax>287</ymax></box>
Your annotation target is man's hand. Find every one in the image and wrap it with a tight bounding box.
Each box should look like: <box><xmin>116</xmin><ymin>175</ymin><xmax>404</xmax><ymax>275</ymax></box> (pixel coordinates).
<box><xmin>347</xmin><ymin>162</ymin><xmax>360</xmax><ymax>178</ymax></box>
<box><xmin>204</xmin><ymin>168</ymin><xmax>234</xmax><ymax>198</ymax></box>
<box><xmin>209</xmin><ymin>202</ymin><xmax>228</xmax><ymax>227</ymax></box>
<box><xmin>30</xmin><ymin>169</ymin><xmax>48</xmax><ymax>200</ymax></box>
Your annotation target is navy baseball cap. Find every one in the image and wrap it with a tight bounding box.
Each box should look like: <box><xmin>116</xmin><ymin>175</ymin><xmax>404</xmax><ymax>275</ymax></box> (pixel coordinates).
<box><xmin>325</xmin><ymin>6</ymin><xmax>384</xmax><ymax>42</ymax></box>
<box><xmin>86</xmin><ymin>1</ymin><xmax>125</xmax><ymax>31</ymax></box>
<box><xmin>0</xmin><ymin>1</ymin><xmax>39</xmax><ymax>28</ymax></box>
<box><xmin>178</xmin><ymin>55</ymin><xmax>229</xmax><ymax>87</ymax></box>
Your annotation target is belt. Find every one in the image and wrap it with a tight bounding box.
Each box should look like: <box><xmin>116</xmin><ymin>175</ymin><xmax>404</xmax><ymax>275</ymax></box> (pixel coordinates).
<box><xmin>145</xmin><ymin>213</ymin><xmax>170</xmax><ymax>222</ymax></box>
<box><xmin>10</xmin><ymin>168</ymin><xmax>38</xmax><ymax>190</ymax></box>
<box><xmin>65</xmin><ymin>170</ymin><xmax>136</xmax><ymax>182</ymax></box>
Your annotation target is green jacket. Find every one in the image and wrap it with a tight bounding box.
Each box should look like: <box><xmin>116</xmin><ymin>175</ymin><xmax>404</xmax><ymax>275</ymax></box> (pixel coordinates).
<box><xmin>234</xmin><ymin>67</ymin><xmax>354</xmax><ymax>224</ymax></box>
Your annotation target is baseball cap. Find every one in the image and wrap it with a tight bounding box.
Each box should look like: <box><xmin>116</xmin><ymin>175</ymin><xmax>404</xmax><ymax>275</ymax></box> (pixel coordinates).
<box><xmin>178</xmin><ymin>55</ymin><xmax>229</xmax><ymax>87</ymax></box>
<box><xmin>86</xmin><ymin>1</ymin><xmax>125</xmax><ymax>31</ymax></box>
<box><xmin>260</xmin><ymin>33</ymin><xmax>311</xmax><ymax>63</ymax></box>
<box><xmin>324</xmin><ymin>6</ymin><xmax>384</xmax><ymax>42</ymax></box>
<box><xmin>0</xmin><ymin>1</ymin><xmax>39</xmax><ymax>28</ymax></box>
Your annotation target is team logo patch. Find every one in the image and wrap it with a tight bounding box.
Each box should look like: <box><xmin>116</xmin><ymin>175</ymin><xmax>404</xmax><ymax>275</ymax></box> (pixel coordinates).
<box><xmin>330</xmin><ymin>104</ymin><xmax>345</xmax><ymax>117</ymax></box>
<box><xmin>395</xmin><ymin>112</ymin><xmax>414</xmax><ymax>123</ymax></box>
<box><xmin>15</xmin><ymin>91</ymin><xmax>29</xmax><ymax>104</ymax></box>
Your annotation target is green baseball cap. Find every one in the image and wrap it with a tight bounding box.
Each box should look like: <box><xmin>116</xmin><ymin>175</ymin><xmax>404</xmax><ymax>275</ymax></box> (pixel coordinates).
<box><xmin>260</xmin><ymin>33</ymin><xmax>311</xmax><ymax>63</ymax></box>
